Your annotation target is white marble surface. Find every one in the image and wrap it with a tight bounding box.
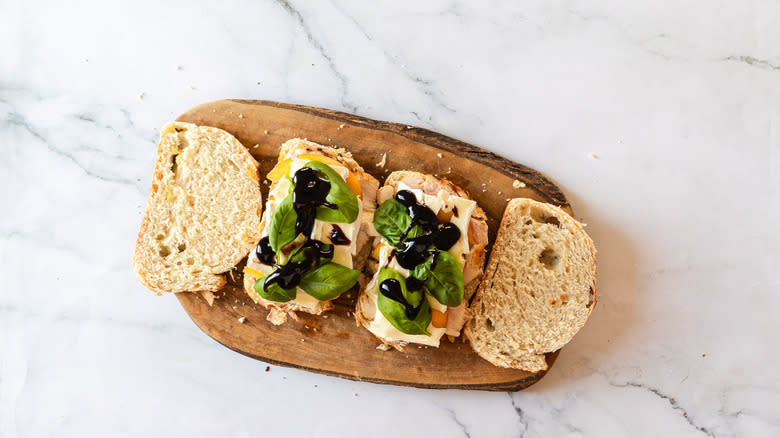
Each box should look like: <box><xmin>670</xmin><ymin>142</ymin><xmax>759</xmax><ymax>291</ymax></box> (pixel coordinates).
<box><xmin>1</xmin><ymin>1</ymin><xmax>778</xmax><ymax>437</ymax></box>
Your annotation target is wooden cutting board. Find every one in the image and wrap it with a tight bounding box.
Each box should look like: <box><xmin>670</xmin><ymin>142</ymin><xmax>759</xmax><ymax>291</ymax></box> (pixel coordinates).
<box><xmin>174</xmin><ymin>100</ymin><xmax>571</xmax><ymax>391</ymax></box>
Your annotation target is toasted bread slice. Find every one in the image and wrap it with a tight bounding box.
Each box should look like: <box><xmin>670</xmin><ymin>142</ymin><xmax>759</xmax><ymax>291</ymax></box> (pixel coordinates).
<box><xmin>465</xmin><ymin>198</ymin><xmax>596</xmax><ymax>372</ymax></box>
<box><xmin>133</xmin><ymin>122</ymin><xmax>263</xmax><ymax>294</ymax></box>
<box><xmin>356</xmin><ymin>171</ymin><xmax>489</xmax><ymax>351</ymax></box>
<box><xmin>243</xmin><ymin>139</ymin><xmax>380</xmax><ymax>324</ymax></box>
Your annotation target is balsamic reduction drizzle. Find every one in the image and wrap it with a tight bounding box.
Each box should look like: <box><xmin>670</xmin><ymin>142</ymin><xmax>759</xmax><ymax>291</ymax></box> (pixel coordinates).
<box><xmin>262</xmin><ymin>166</ymin><xmax>343</xmax><ymax>293</ymax></box>
<box><xmin>379</xmin><ymin>278</ymin><xmax>424</xmax><ymax>320</ymax></box>
<box><xmin>255</xmin><ymin>236</ymin><xmax>276</xmax><ymax>265</ymax></box>
<box><xmin>263</xmin><ymin>239</ymin><xmax>333</xmax><ymax>292</ymax></box>
<box><xmin>378</xmin><ymin>189</ymin><xmax>465</xmax><ymax>311</ymax></box>
<box><xmin>328</xmin><ymin>224</ymin><xmax>351</xmax><ymax>245</ymax></box>
<box><xmin>292</xmin><ymin>167</ymin><xmax>338</xmax><ymax>238</ymax></box>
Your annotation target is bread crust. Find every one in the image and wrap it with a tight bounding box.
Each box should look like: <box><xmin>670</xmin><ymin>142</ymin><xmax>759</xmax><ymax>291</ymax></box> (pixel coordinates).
<box><xmin>464</xmin><ymin>198</ymin><xmax>597</xmax><ymax>371</ymax></box>
<box><xmin>133</xmin><ymin>122</ymin><xmax>262</xmax><ymax>294</ymax></box>
<box><xmin>243</xmin><ymin>139</ymin><xmax>379</xmax><ymax>324</ymax></box>
<box><xmin>355</xmin><ymin>171</ymin><xmax>489</xmax><ymax>350</ymax></box>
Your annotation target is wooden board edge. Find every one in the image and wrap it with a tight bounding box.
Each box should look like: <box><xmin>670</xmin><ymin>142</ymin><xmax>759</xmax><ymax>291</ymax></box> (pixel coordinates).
<box><xmin>179</xmin><ymin>300</ymin><xmax>560</xmax><ymax>391</ymax></box>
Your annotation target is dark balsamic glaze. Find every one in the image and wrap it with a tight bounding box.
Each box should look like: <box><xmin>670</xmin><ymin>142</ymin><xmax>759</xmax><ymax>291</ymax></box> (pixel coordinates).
<box><xmin>433</xmin><ymin>223</ymin><xmax>461</xmax><ymax>251</ymax></box>
<box><xmin>328</xmin><ymin>224</ymin><xmax>351</xmax><ymax>245</ymax></box>
<box><xmin>292</xmin><ymin>167</ymin><xmax>337</xmax><ymax>237</ymax></box>
<box><xmin>262</xmin><ymin>166</ymin><xmax>342</xmax><ymax>293</ymax></box>
<box><xmin>392</xmin><ymin>190</ymin><xmax>462</xmax><ymax>270</ymax></box>
<box><xmin>263</xmin><ymin>240</ymin><xmax>333</xmax><ymax>292</ymax></box>
<box><xmin>452</xmin><ymin>205</ymin><xmax>459</xmax><ymax>217</ymax></box>
<box><xmin>378</xmin><ymin>190</ymin><xmax>465</xmax><ymax>310</ymax></box>
<box><xmin>379</xmin><ymin>278</ymin><xmax>424</xmax><ymax>320</ymax></box>
<box><xmin>255</xmin><ymin>236</ymin><xmax>276</xmax><ymax>265</ymax></box>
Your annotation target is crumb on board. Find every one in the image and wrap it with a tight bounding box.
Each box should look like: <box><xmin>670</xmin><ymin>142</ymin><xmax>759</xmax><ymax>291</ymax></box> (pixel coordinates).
<box><xmin>588</xmin><ymin>153</ymin><xmax>598</xmax><ymax>159</ymax></box>
<box><xmin>376</xmin><ymin>152</ymin><xmax>387</xmax><ymax>168</ymax></box>
<box><xmin>238</xmin><ymin>114</ymin><xmax>243</xmax><ymax>119</ymax></box>
<box><xmin>237</xmin><ymin>316</ymin><xmax>246</xmax><ymax>323</ymax></box>
<box><xmin>253</xmin><ymin>144</ymin><xmax>259</xmax><ymax>148</ymax></box>
<box><xmin>513</xmin><ymin>179</ymin><xmax>526</xmax><ymax>188</ymax></box>
<box><xmin>175</xmin><ymin>65</ymin><xmax>182</xmax><ymax>70</ymax></box>
<box><xmin>264</xmin><ymin>130</ymin><xmax>269</xmax><ymax>135</ymax></box>
<box><xmin>322</xmin><ymin>315</ymin><xmax>329</xmax><ymax>319</ymax></box>
<box><xmin>437</xmin><ymin>153</ymin><xmax>442</xmax><ymax>158</ymax></box>
<box><xmin>702</xmin><ymin>353</ymin><xmax>707</xmax><ymax>357</ymax></box>
<box><xmin>353</xmin><ymin>393</ymin><xmax>358</xmax><ymax>397</ymax></box>
<box><xmin>138</xmin><ymin>92</ymin><xmax>145</xmax><ymax>100</ymax></box>
<box><xmin>376</xmin><ymin>344</ymin><xmax>391</xmax><ymax>351</ymax></box>
<box><xmin>338</xmin><ymin>123</ymin><xmax>345</xmax><ymax>130</ymax></box>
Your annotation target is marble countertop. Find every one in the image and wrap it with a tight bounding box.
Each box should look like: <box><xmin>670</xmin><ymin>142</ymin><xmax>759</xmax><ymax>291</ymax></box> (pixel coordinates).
<box><xmin>2</xmin><ymin>1</ymin><xmax>778</xmax><ymax>437</ymax></box>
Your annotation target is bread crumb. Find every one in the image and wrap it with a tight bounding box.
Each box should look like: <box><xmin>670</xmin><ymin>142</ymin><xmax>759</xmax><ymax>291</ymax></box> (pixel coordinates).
<box><xmin>257</xmin><ymin>81</ymin><xmax>261</xmax><ymax>85</ymax></box>
<box><xmin>498</xmin><ymin>191</ymin><xmax>502</xmax><ymax>195</ymax></box>
<box><xmin>513</xmin><ymin>180</ymin><xmax>525</xmax><ymax>188</ymax></box>
<box><xmin>376</xmin><ymin>152</ymin><xmax>387</xmax><ymax>168</ymax></box>
<box><xmin>322</xmin><ymin>315</ymin><xmax>329</xmax><ymax>319</ymax></box>
<box><xmin>237</xmin><ymin>316</ymin><xmax>246</xmax><ymax>323</ymax></box>
<box><xmin>301</xmin><ymin>338</ymin><xmax>305</xmax><ymax>342</ymax></box>
<box><xmin>253</xmin><ymin>144</ymin><xmax>259</xmax><ymax>148</ymax></box>
<box><xmin>353</xmin><ymin>393</ymin><xmax>358</xmax><ymax>397</ymax></box>
<box><xmin>175</xmin><ymin>65</ymin><xmax>182</xmax><ymax>70</ymax></box>
<box><xmin>376</xmin><ymin>344</ymin><xmax>391</xmax><ymax>351</ymax></box>
<box><xmin>238</xmin><ymin>114</ymin><xmax>244</xmax><ymax>119</ymax></box>
<box><xmin>338</xmin><ymin>124</ymin><xmax>345</xmax><ymax>130</ymax></box>
<box><xmin>282</xmin><ymin>376</ymin><xmax>286</xmax><ymax>380</ymax></box>
<box><xmin>138</xmin><ymin>92</ymin><xmax>145</xmax><ymax>100</ymax></box>
<box><xmin>588</xmin><ymin>153</ymin><xmax>598</xmax><ymax>159</ymax></box>
<box><xmin>136</xmin><ymin>178</ymin><xmax>141</xmax><ymax>182</ymax></box>
<box><xmin>188</xmin><ymin>85</ymin><xmax>196</xmax><ymax>90</ymax></box>
<box><xmin>264</xmin><ymin>130</ymin><xmax>269</xmax><ymax>135</ymax></box>
<box><xmin>84</xmin><ymin>58</ymin><xmax>89</xmax><ymax>62</ymax></box>
<box><xmin>702</xmin><ymin>353</ymin><xmax>707</xmax><ymax>357</ymax></box>
<box><xmin>437</xmin><ymin>153</ymin><xmax>442</xmax><ymax>158</ymax></box>
<box><xmin>406</xmin><ymin>125</ymin><xmax>413</xmax><ymax>129</ymax></box>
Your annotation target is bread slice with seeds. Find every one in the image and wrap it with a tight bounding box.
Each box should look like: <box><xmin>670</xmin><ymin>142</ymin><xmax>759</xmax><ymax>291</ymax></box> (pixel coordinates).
<box><xmin>133</xmin><ymin>122</ymin><xmax>263</xmax><ymax>294</ymax></box>
<box><xmin>465</xmin><ymin>198</ymin><xmax>596</xmax><ymax>372</ymax></box>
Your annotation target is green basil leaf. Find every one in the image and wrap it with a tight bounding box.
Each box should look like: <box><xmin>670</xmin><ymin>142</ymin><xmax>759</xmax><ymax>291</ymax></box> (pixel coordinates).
<box><xmin>303</xmin><ymin>161</ymin><xmax>359</xmax><ymax>224</ymax></box>
<box><xmin>376</xmin><ymin>268</ymin><xmax>430</xmax><ymax>335</ymax></box>
<box><xmin>412</xmin><ymin>251</ymin><xmax>464</xmax><ymax>307</ymax></box>
<box><xmin>254</xmin><ymin>276</ymin><xmax>296</xmax><ymax>303</ymax></box>
<box><xmin>373</xmin><ymin>199</ymin><xmax>413</xmax><ymax>247</ymax></box>
<box><xmin>268</xmin><ymin>192</ymin><xmax>298</xmax><ymax>252</ymax></box>
<box><xmin>298</xmin><ymin>262</ymin><xmax>360</xmax><ymax>301</ymax></box>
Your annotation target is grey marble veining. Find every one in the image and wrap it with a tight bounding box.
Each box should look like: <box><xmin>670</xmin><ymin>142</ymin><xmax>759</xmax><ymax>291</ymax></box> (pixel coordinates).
<box><xmin>1</xmin><ymin>1</ymin><xmax>778</xmax><ymax>437</ymax></box>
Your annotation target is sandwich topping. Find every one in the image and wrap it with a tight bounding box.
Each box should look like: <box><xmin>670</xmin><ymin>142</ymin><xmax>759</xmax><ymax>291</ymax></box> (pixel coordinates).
<box><xmin>367</xmin><ymin>183</ymin><xmax>476</xmax><ymax>345</ymax></box>
<box><xmin>246</xmin><ymin>156</ymin><xmax>362</xmax><ymax>305</ymax></box>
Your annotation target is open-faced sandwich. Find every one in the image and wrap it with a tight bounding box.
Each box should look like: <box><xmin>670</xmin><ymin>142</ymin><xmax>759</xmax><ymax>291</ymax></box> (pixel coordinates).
<box><xmin>243</xmin><ymin>139</ymin><xmax>380</xmax><ymax>324</ymax></box>
<box><xmin>356</xmin><ymin>171</ymin><xmax>489</xmax><ymax>350</ymax></box>
<box><xmin>133</xmin><ymin>122</ymin><xmax>263</xmax><ymax>299</ymax></box>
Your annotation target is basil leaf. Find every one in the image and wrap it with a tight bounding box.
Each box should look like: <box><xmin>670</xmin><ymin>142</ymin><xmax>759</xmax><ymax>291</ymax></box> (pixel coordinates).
<box><xmin>412</xmin><ymin>251</ymin><xmax>464</xmax><ymax>307</ymax></box>
<box><xmin>254</xmin><ymin>276</ymin><xmax>296</xmax><ymax>302</ymax></box>
<box><xmin>376</xmin><ymin>268</ymin><xmax>430</xmax><ymax>335</ymax></box>
<box><xmin>268</xmin><ymin>192</ymin><xmax>298</xmax><ymax>252</ymax></box>
<box><xmin>303</xmin><ymin>161</ymin><xmax>359</xmax><ymax>224</ymax></box>
<box><xmin>298</xmin><ymin>262</ymin><xmax>360</xmax><ymax>301</ymax></box>
<box><xmin>373</xmin><ymin>199</ymin><xmax>413</xmax><ymax>247</ymax></box>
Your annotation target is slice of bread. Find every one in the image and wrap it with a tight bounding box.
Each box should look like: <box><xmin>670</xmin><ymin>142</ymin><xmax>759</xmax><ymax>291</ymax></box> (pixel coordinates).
<box><xmin>356</xmin><ymin>171</ymin><xmax>489</xmax><ymax>350</ymax></box>
<box><xmin>243</xmin><ymin>138</ymin><xmax>380</xmax><ymax>323</ymax></box>
<box><xmin>134</xmin><ymin>122</ymin><xmax>263</xmax><ymax>294</ymax></box>
<box><xmin>465</xmin><ymin>198</ymin><xmax>596</xmax><ymax>372</ymax></box>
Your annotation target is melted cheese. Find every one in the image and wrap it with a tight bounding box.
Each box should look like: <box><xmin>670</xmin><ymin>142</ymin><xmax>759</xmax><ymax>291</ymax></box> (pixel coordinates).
<box><xmin>249</xmin><ymin>156</ymin><xmax>361</xmax><ymax>307</ymax></box>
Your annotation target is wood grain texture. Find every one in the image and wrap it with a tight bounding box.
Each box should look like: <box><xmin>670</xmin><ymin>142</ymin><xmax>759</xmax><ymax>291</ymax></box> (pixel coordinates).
<box><xmin>174</xmin><ymin>99</ymin><xmax>571</xmax><ymax>391</ymax></box>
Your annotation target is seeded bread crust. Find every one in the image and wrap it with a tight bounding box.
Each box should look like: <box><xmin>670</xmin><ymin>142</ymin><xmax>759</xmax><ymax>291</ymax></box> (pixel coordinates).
<box><xmin>133</xmin><ymin>122</ymin><xmax>263</xmax><ymax>294</ymax></box>
<box><xmin>356</xmin><ymin>171</ymin><xmax>489</xmax><ymax>351</ymax></box>
<box><xmin>464</xmin><ymin>198</ymin><xmax>597</xmax><ymax>372</ymax></box>
<box><xmin>243</xmin><ymin>139</ymin><xmax>379</xmax><ymax>324</ymax></box>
